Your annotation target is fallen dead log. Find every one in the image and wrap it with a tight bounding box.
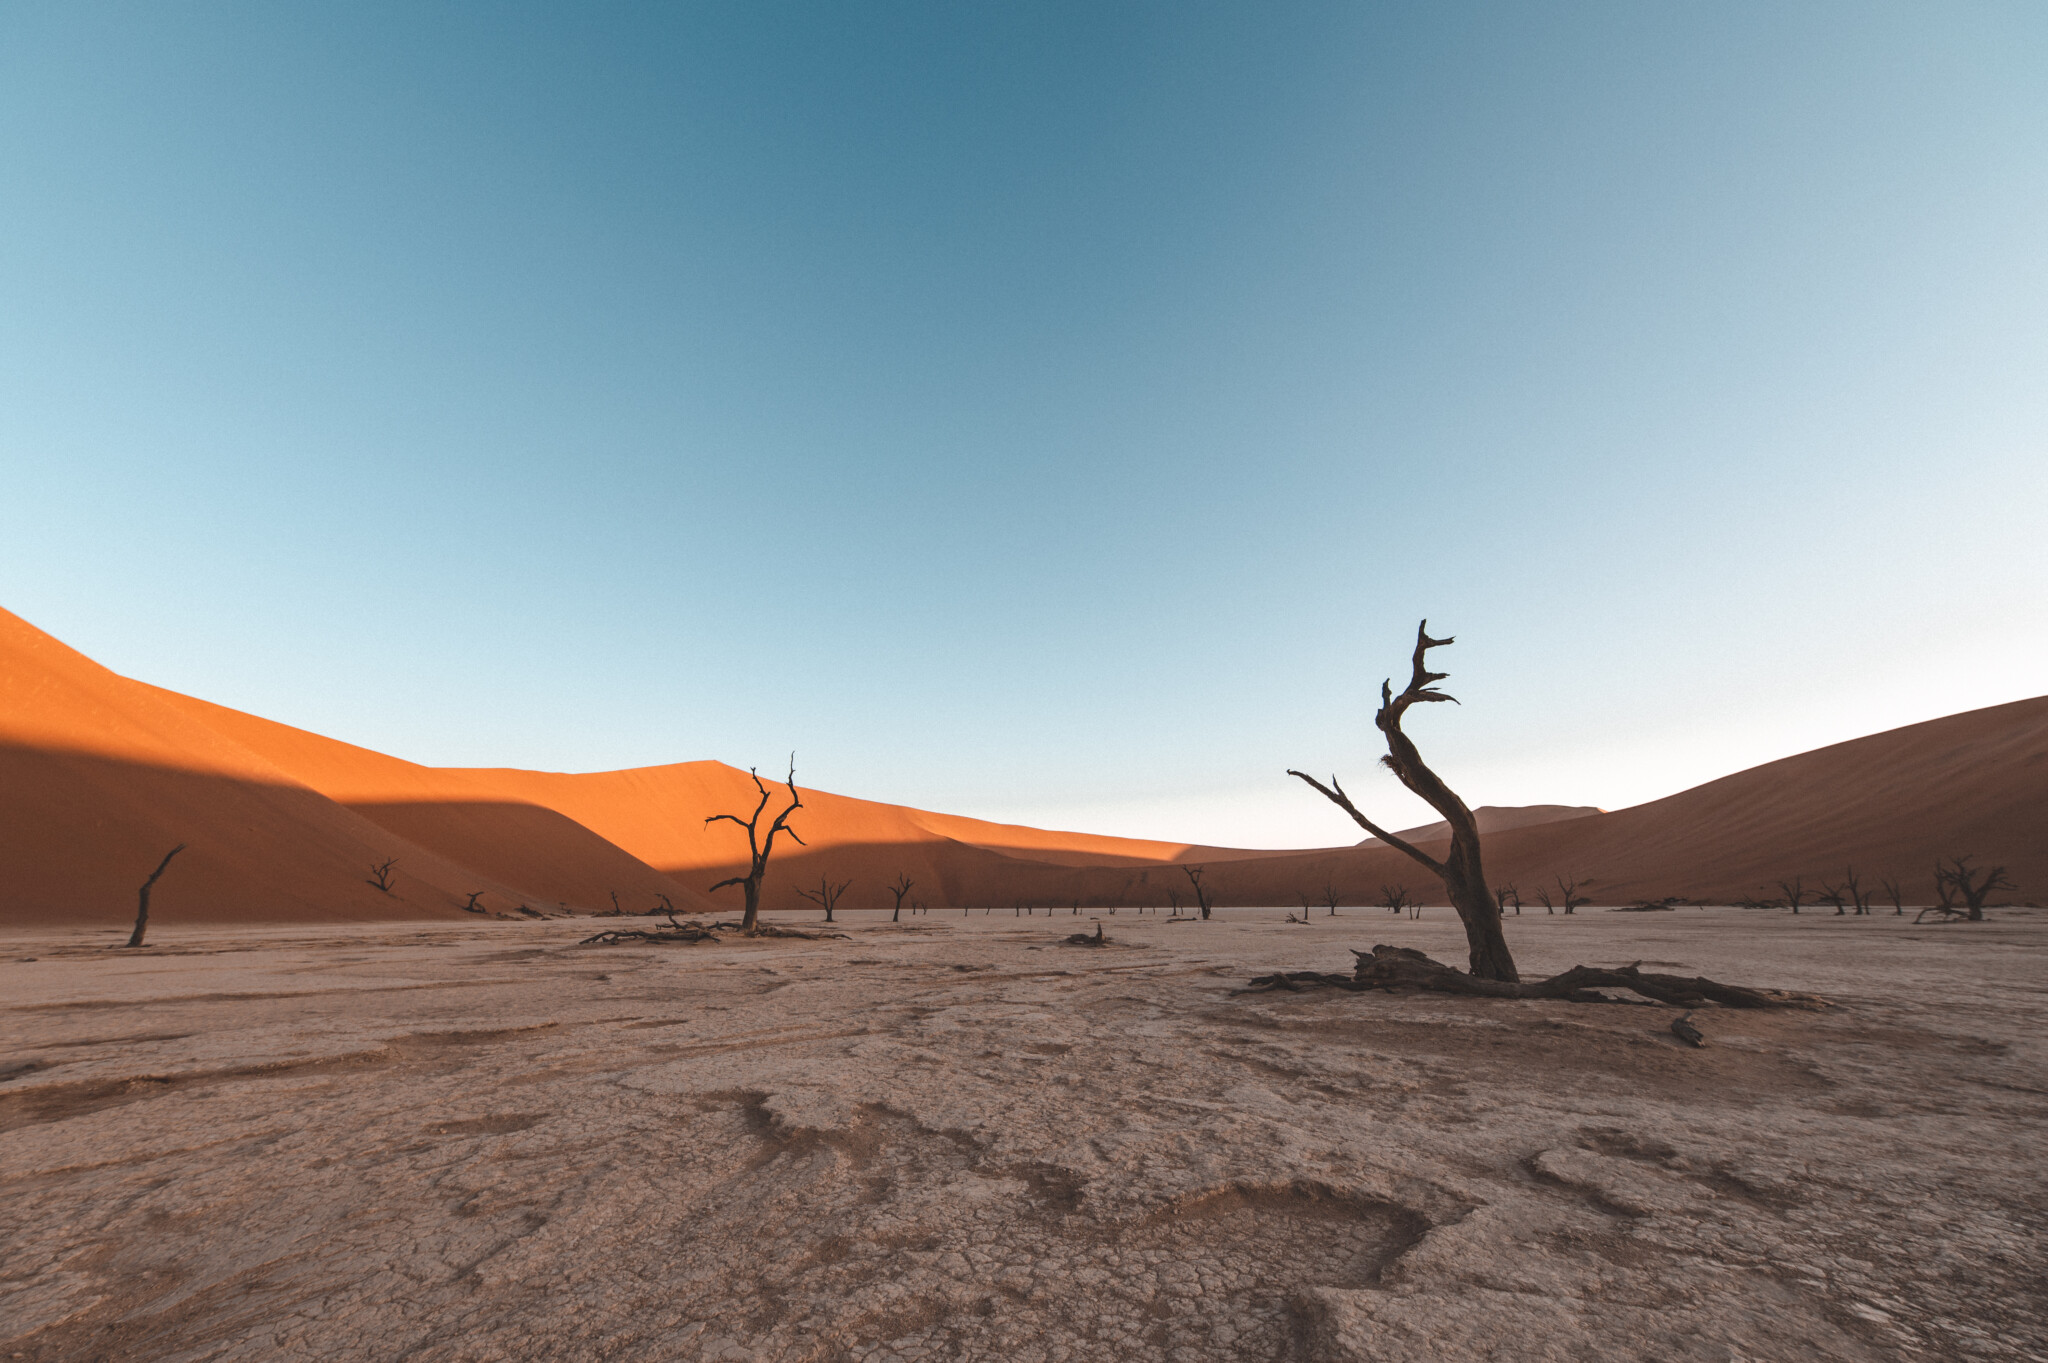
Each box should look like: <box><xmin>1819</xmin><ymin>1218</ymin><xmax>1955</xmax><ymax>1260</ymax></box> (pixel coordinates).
<box><xmin>581</xmin><ymin>925</ymin><xmax>721</xmax><ymax>946</ymax></box>
<box><xmin>1062</xmin><ymin>924</ymin><xmax>1109</xmax><ymax>947</ymax></box>
<box><xmin>704</xmin><ymin>920</ymin><xmax>848</xmax><ymax>940</ymax></box>
<box><xmin>1243</xmin><ymin>944</ymin><xmax>1827</xmax><ymax>1009</ymax></box>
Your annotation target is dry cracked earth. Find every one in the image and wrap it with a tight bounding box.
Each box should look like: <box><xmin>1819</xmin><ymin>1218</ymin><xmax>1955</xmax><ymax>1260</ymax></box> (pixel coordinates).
<box><xmin>2</xmin><ymin>907</ymin><xmax>2044</xmax><ymax>1362</ymax></box>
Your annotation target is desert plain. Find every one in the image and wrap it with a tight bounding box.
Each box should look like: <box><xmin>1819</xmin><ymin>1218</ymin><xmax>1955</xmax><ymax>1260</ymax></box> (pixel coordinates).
<box><xmin>4</xmin><ymin>905</ymin><xmax>2044</xmax><ymax>1363</ymax></box>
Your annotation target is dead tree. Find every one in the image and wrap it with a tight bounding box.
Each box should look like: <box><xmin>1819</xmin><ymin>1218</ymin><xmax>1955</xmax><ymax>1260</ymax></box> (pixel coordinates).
<box><xmin>1290</xmin><ymin>621</ymin><xmax>1517</xmax><ymax>981</ymax></box>
<box><xmin>1935</xmin><ymin>856</ymin><xmax>2015</xmax><ymax>922</ymax></box>
<box><xmin>886</xmin><ymin>874</ymin><xmax>914</xmax><ymax>923</ymax></box>
<box><xmin>1293</xmin><ymin>889</ymin><xmax>1315</xmax><ymax>924</ymax></box>
<box><xmin>1777</xmin><ymin>878</ymin><xmax>1809</xmax><ymax>915</ymax></box>
<box><xmin>1818</xmin><ymin>880</ymin><xmax>1848</xmax><ymax>916</ymax></box>
<box><xmin>1554</xmin><ymin>875</ymin><xmax>1590</xmax><ymax>915</ymax></box>
<box><xmin>462</xmin><ymin>891</ymin><xmax>487</xmax><ymax>914</ymax></box>
<box><xmin>1496</xmin><ymin>883</ymin><xmax>1521</xmax><ymax>916</ymax></box>
<box><xmin>1183</xmin><ymin>864</ymin><xmax>1213</xmax><ymax>919</ymax></box>
<box><xmin>796</xmin><ymin>875</ymin><xmax>851</xmax><ymax>923</ymax></box>
<box><xmin>366</xmin><ymin>858</ymin><xmax>398</xmax><ymax>894</ymax></box>
<box><xmin>1165</xmin><ymin>887</ymin><xmax>1184</xmax><ymax>917</ymax></box>
<box><xmin>1322</xmin><ymin>883</ymin><xmax>1342</xmax><ymax>917</ymax></box>
<box><xmin>124</xmin><ymin>844</ymin><xmax>186</xmax><ymax>948</ymax></box>
<box><xmin>1843</xmin><ymin>867</ymin><xmax>1872</xmax><ymax>915</ymax></box>
<box><xmin>1878</xmin><ymin>875</ymin><xmax>1905</xmax><ymax>916</ymax></box>
<box><xmin>1379</xmin><ymin>883</ymin><xmax>1416</xmax><ymax>916</ymax></box>
<box><xmin>706</xmin><ymin>758</ymin><xmax>805</xmax><ymax>933</ymax></box>
<box><xmin>1535</xmin><ymin>886</ymin><xmax>1555</xmax><ymax>914</ymax></box>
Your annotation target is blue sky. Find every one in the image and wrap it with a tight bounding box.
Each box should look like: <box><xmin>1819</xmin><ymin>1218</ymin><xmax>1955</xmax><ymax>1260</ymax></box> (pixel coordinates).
<box><xmin>3</xmin><ymin>2</ymin><xmax>2043</xmax><ymax>846</ymax></box>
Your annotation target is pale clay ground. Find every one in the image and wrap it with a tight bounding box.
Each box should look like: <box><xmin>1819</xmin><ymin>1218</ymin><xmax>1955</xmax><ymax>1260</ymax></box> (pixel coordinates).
<box><xmin>2</xmin><ymin>907</ymin><xmax>2043</xmax><ymax>1363</ymax></box>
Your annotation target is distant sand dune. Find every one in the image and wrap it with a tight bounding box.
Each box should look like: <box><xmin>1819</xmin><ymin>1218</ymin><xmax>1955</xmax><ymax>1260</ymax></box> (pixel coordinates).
<box><xmin>3</xmin><ymin>604</ymin><xmax>2041</xmax><ymax>923</ymax></box>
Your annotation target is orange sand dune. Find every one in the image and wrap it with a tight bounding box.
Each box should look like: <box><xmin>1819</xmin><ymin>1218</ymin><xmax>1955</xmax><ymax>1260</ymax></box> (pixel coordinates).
<box><xmin>5</xmin><ymin>603</ymin><xmax>2042</xmax><ymax>923</ymax></box>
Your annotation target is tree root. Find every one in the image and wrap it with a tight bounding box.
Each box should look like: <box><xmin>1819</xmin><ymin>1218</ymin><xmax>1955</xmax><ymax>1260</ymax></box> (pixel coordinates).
<box><xmin>1242</xmin><ymin>944</ymin><xmax>1828</xmax><ymax>1009</ymax></box>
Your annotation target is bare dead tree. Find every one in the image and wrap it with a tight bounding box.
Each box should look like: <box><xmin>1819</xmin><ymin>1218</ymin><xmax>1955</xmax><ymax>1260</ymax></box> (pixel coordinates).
<box><xmin>1934</xmin><ymin>856</ymin><xmax>2016</xmax><ymax>922</ymax></box>
<box><xmin>706</xmin><ymin>757</ymin><xmax>805</xmax><ymax>933</ymax></box>
<box><xmin>1843</xmin><ymin>867</ymin><xmax>1872</xmax><ymax>915</ymax></box>
<box><xmin>1322</xmin><ymin>883</ymin><xmax>1342</xmax><ymax>917</ymax></box>
<box><xmin>886</xmin><ymin>873</ymin><xmax>914</xmax><ymax>923</ymax></box>
<box><xmin>1378</xmin><ymin>883</ymin><xmax>1417</xmax><ymax>916</ymax></box>
<box><xmin>1777</xmin><ymin>878</ymin><xmax>1808</xmax><ymax>915</ymax></box>
<box><xmin>462</xmin><ymin>891</ymin><xmax>487</xmax><ymax>914</ymax></box>
<box><xmin>1293</xmin><ymin>889</ymin><xmax>1315</xmax><ymax>924</ymax></box>
<box><xmin>1535</xmin><ymin>886</ymin><xmax>1555</xmax><ymax>914</ymax></box>
<box><xmin>1496</xmin><ymin>883</ymin><xmax>1521</xmax><ymax>917</ymax></box>
<box><xmin>1817</xmin><ymin>879</ymin><xmax>1848</xmax><ymax>916</ymax></box>
<box><xmin>1555</xmin><ymin>875</ymin><xmax>1590</xmax><ymax>915</ymax></box>
<box><xmin>366</xmin><ymin>858</ymin><xmax>398</xmax><ymax>894</ymax></box>
<box><xmin>608</xmin><ymin>889</ymin><xmax>622</xmax><ymax>915</ymax></box>
<box><xmin>796</xmin><ymin>874</ymin><xmax>851</xmax><ymax>923</ymax></box>
<box><xmin>1183</xmin><ymin>864</ymin><xmax>1213</xmax><ymax>920</ymax></box>
<box><xmin>1878</xmin><ymin>875</ymin><xmax>1905</xmax><ymax>916</ymax></box>
<box><xmin>1165</xmin><ymin>886</ymin><xmax>1184</xmax><ymax>917</ymax></box>
<box><xmin>1289</xmin><ymin>621</ymin><xmax>1517</xmax><ymax>981</ymax></box>
<box><xmin>124</xmin><ymin>843</ymin><xmax>186</xmax><ymax>948</ymax></box>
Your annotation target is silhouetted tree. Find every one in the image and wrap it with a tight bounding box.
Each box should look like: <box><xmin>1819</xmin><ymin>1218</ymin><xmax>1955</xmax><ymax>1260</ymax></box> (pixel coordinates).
<box><xmin>1322</xmin><ymin>883</ymin><xmax>1342</xmax><ymax>917</ymax></box>
<box><xmin>1290</xmin><ymin>621</ymin><xmax>1517</xmax><ymax>981</ymax></box>
<box><xmin>1554</xmin><ymin>875</ymin><xmax>1590</xmax><ymax>915</ymax></box>
<box><xmin>706</xmin><ymin>758</ymin><xmax>805</xmax><ymax>933</ymax></box>
<box><xmin>1379</xmin><ymin>883</ymin><xmax>1417</xmax><ymax>915</ymax></box>
<box><xmin>1843</xmin><ymin>867</ymin><xmax>1872</xmax><ymax>915</ymax></box>
<box><xmin>1165</xmin><ymin>887</ymin><xmax>1184</xmax><ymax>917</ymax></box>
<box><xmin>796</xmin><ymin>874</ymin><xmax>851</xmax><ymax>923</ymax></box>
<box><xmin>1878</xmin><ymin>875</ymin><xmax>1906</xmax><ymax>916</ymax></box>
<box><xmin>1777</xmin><ymin>878</ymin><xmax>1809</xmax><ymax>915</ymax></box>
<box><xmin>124</xmin><ymin>844</ymin><xmax>186</xmax><ymax>948</ymax></box>
<box><xmin>886</xmin><ymin>874</ymin><xmax>914</xmax><ymax>923</ymax></box>
<box><xmin>1535</xmin><ymin>886</ymin><xmax>1555</xmax><ymax>914</ymax></box>
<box><xmin>1934</xmin><ymin>856</ymin><xmax>2015</xmax><ymax>922</ymax></box>
<box><xmin>1495</xmin><ymin>883</ymin><xmax>1521</xmax><ymax>916</ymax></box>
<box><xmin>463</xmin><ymin>891</ymin><xmax>487</xmax><ymax>914</ymax></box>
<box><xmin>366</xmin><ymin>858</ymin><xmax>398</xmax><ymax>894</ymax></box>
<box><xmin>1818</xmin><ymin>880</ymin><xmax>1848</xmax><ymax>916</ymax></box>
<box><xmin>1182</xmin><ymin>864</ymin><xmax>1213</xmax><ymax>919</ymax></box>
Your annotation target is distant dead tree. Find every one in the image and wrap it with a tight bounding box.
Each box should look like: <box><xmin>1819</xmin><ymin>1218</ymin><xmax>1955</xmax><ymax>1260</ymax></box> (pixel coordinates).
<box><xmin>463</xmin><ymin>891</ymin><xmax>487</xmax><ymax>914</ymax></box>
<box><xmin>1554</xmin><ymin>875</ymin><xmax>1590</xmax><ymax>915</ymax></box>
<box><xmin>1165</xmin><ymin>886</ymin><xmax>1184</xmax><ymax>917</ymax></box>
<box><xmin>1534</xmin><ymin>885</ymin><xmax>1555</xmax><ymax>914</ymax></box>
<box><xmin>1290</xmin><ymin>621</ymin><xmax>1517</xmax><ymax>980</ymax></box>
<box><xmin>1183</xmin><ymin>865</ymin><xmax>1213</xmax><ymax>920</ymax></box>
<box><xmin>886</xmin><ymin>874</ymin><xmax>914</xmax><ymax>923</ymax></box>
<box><xmin>608</xmin><ymin>890</ymin><xmax>622</xmax><ymax>915</ymax></box>
<box><xmin>1777</xmin><ymin>878</ymin><xmax>1809</xmax><ymax>915</ymax></box>
<box><xmin>1495</xmin><ymin>883</ymin><xmax>1521</xmax><ymax>916</ymax></box>
<box><xmin>1878</xmin><ymin>875</ymin><xmax>1906</xmax><ymax>916</ymax></box>
<box><xmin>1322</xmin><ymin>883</ymin><xmax>1342</xmax><ymax>917</ymax></box>
<box><xmin>1817</xmin><ymin>879</ymin><xmax>1847</xmax><ymax>916</ymax></box>
<box><xmin>1927</xmin><ymin>856</ymin><xmax>2015</xmax><ymax>923</ymax></box>
<box><xmin>366</xmin><ymin>858</ymin><xmax>398</xmax><ymax>894</ymax></box>
<box><xmin>796</xmin><ymin>875</ymin><xmax>851</xmax><ymax>923</ymax></box>
<box><xmin>706</xmin><ymin>758</ymin><xmax>804</xmax><ymax>933</ymax></box>
<box><xmin>1379</xmin><ymin>883</ymin><xmax>1417</xmax><ymax>916</ymax></box>
<box><xmin>124</xmin><ymin>843</ymin><xmax>186</xmax><ymax>948</ymax></box>
<box><xmin>1842</xmin><ymin>867</ymin><xmax>1872</xmax><ymax>915</ymax></box>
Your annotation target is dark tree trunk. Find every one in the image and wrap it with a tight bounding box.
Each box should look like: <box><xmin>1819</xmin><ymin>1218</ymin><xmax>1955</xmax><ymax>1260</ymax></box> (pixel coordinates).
<box><xmin>126</xmin><ymin>844</ymin><xmax>186</xmax><ymax>949</ymax></box>
<box><xmin>1291</xmin><ymin>621</ymin><xmax>1518</xmax><ymax>982</ymax></box>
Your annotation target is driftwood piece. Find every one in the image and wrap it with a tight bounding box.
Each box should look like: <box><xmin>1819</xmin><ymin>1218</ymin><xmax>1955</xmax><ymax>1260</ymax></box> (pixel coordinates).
<box><xmin>1242</xmin><ymin>944</ymin><xmax>1826</xmax><ymax>1010</ymax></box>
<box><xmin>703</xmin><ymin>920</ymin><xmax>848</xmax><ymax>940</ymax></box>
<box><xmin>1671</xmin><ymin>1013</ymin><xmax>1706</xmax><ymax>1047</ymax></box>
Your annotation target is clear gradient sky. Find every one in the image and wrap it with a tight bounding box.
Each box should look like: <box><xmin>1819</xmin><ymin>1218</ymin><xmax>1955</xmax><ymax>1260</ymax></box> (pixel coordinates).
<box><xmin>3</xmin><ymin>3</ymin><xmax>2043</xmax><ymax>847</ymax></box>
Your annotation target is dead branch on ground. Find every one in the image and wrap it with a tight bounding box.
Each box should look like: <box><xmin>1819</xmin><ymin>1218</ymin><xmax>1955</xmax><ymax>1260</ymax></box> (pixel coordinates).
<box><xmin>1243</xmin><ymin>944</ymin><xmax>1827</xmax><ymax>1010</ymax></box>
